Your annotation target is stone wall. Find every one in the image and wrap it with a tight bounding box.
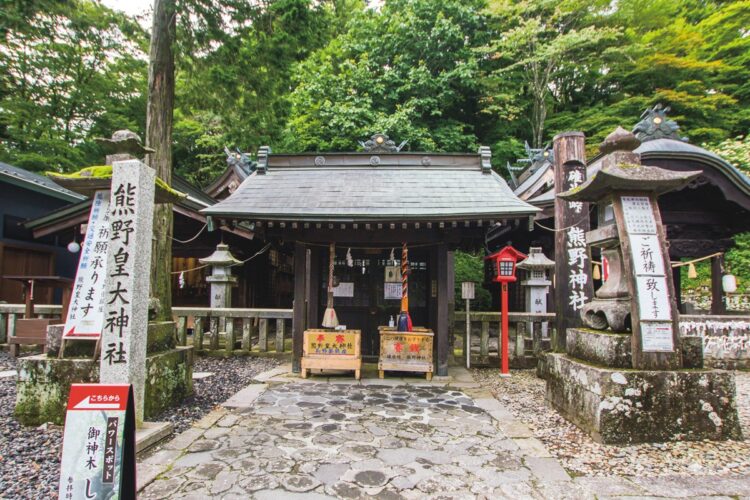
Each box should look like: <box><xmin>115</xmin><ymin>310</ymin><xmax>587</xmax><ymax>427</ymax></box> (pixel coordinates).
<box><xmin>680</xmin><ymin>315</ymin><xmax>750</xmax><ymax>370</ymax></box>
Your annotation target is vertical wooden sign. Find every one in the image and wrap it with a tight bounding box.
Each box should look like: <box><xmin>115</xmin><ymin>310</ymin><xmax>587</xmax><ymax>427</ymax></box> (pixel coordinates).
<box><xmin>553</xmin><ymin>132</ymin><xmax>594</xmax><ymax>351</ymax></box>
<box><xmin>614</xmin><ymin>193</ymin><xmax>681</xmax><ymax>369</ymax></box>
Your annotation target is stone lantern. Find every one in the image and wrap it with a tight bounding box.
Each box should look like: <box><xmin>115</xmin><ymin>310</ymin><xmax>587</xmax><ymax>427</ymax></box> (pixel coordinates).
<box><xmin>517</xmin><ymin>247</ymin><xmax>555</xmax><ymax>336</ymax></box>
<box><xmin>200</xmin><ymin>243</ymin><xmax>241</xmax><ymax>309</ymax></box>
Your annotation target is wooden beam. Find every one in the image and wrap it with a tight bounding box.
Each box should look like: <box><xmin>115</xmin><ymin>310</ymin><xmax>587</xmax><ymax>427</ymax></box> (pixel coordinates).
<box><xmin>711</xmin><ymin>255</ymin><xmax>727</xmax><ymax>315</ymax></box>
<box><xmin>292</xmin><ymin>242</ymin><xmax>307</xmax><ymax>373</ymax></box>
<box><xmin>306</xmin><ymin>246</ymin><xmax>321</xmax><ymax>328</ymax></box>
<box><xmin>436</xmin><ymin>242</ymin><xmax>449</xmax><ymax>377</ymax></box>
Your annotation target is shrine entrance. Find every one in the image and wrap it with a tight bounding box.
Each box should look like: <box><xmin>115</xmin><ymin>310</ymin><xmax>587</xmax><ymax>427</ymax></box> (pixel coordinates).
<box><xmin>310</xmin><ymin>246</ymin><xmax>430</xmax><ymax>359</ymax></box>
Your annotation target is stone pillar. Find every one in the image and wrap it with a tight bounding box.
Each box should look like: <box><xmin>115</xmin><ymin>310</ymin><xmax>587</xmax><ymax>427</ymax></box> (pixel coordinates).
<box><xmin>100</xmin><ymin>159</ymin><xmax>155</xmax><ymax>427</ymax></box>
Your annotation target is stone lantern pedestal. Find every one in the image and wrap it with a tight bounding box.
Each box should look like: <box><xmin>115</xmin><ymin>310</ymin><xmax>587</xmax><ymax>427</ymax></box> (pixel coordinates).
<box><xmin>199</xmin><ymin>243</ymin><xmax>241</xmax><ymax>351</ymax></box>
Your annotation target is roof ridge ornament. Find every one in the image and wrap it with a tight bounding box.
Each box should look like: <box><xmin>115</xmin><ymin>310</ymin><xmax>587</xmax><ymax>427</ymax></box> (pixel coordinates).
<box><xmin>632</xmin><ymin>104</ymin><xmax>688</xmax><ymax>143</ymax></box>
<box><xmin>224</xmin><ymin>146</ymin><xmax>256</xmax><ymax>175</ymax></box>
<box><xmin>257</xmin><ymin>146</ymin><xmax>271</xmax><ymax>174</ymax></box>
<box><xmin>478</xmin><ymin>146</ymin><xmax>492</xmax><ymax>174</ymax></box>
<box><xmin>359</xmin><ymin>133</ymin><xmax>406</xmax><ymax>153</ymax></box>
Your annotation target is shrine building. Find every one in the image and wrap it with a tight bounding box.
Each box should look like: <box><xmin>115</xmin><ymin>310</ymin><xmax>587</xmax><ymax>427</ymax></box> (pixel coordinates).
<box><xmin>202</xmin><ymin>135</ymin><xmax>539</xmax><ymax>375</ymax></box>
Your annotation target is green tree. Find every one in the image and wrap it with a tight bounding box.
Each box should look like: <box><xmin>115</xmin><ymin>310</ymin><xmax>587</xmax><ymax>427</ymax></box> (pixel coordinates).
<box><xmin>283</xmin><ymin>0</ymin><xmax>488</xmax><ymax>153</ymax></box>
<box><xmin>0</xmin><ymin>0</ymin><xmax>147</xmax><ymax>172</ymax></box>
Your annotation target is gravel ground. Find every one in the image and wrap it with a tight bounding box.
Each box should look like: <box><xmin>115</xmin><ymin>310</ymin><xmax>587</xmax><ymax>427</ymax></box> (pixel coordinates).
<box><xmin>153</xmin><ymin>355</ymin><xmax>280</xmax><ymax>434</ymax></box>
<box><xmin>473</xmin><ymin>368</ymin><xmax>750</xmax><ymax>477</ymax></box>
<box><xmin>0</xmin><ymin>352</ymin><xmax>280</xmax><ymax>499</ymax></box>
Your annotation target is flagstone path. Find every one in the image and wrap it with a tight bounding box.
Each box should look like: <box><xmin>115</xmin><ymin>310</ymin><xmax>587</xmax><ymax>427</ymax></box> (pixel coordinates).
<box><xmin>138</xmin><ymin>367</ymin><xmax>750</xmax><ymax>499</ymax></box>
<box><xmin>138</xmin><ymin>373</ymin><xmax>581</xmax><ymax>499</ymax></box>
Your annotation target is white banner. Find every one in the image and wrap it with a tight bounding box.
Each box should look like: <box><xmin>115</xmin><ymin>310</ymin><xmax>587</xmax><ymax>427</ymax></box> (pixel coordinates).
<box><xmin>64</xmin><ymin>191</ymin><xmax>110</xmax><ymax>339</ymax></box>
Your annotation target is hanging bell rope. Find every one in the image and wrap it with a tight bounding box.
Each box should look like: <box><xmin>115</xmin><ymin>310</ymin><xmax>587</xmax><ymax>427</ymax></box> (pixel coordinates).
<box><xmin>322</xmin><ymin>242</ymin><xmax>339</xmax><ymax>328</ymax></box>
<box><xmin>397</xmin><ymin>242</ymin><xmax>413</xmax><ymax>332</ymax></box>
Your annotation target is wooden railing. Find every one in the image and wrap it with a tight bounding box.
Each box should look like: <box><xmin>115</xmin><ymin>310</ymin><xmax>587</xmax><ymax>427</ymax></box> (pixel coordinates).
<box><xmin>0</xmin><ymin>304</ymin><xmax>63</xmax><ymax>344</ymax></box>
<box><xmin>172</xmin><ymin>307</ymin><xmax>293</xmax><ymax>355</ymax></box>
<box><xmin>453</xmin><ymin>311</ymin><xmax>556</xmax><ymax>368</ymax></box>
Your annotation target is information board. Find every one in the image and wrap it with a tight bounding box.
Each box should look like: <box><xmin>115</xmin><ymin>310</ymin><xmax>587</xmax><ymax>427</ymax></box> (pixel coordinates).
<box><xmin>58</xmin><ymin>384</ymin><xmax>135</xmax><ymax>500</ymax></box>
<box><xmin>621</xmin><ymin>196</ymin><xmax>658</xmax><ymax>235</ymax></box>
<box><xmin>332</xmin><ymin>282</ymin><xmax>354</xmax><ymax>298</ymax></box>
<box><xmin>641</xmin><ymin>322</ymin><xmax>675</xmax><ymax>352</ymax></box>
<box><xmin>306</xmin><ymin>331</ymin><xmax>358</xmax><ymax>357</ymax></box>
<box><xmin>384</xmin><ymin>282</ymin><xmax>402</xmax><ymax>300</ymax></box>
<box><xmin>63</xmin><ymin>191</ymin><xmax>111</xmax><ymax>339</ymax></box>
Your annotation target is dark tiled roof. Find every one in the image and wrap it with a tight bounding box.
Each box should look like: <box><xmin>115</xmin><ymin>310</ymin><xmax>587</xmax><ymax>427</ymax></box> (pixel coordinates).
<box><xmin>0</xmin><ymin>161</ymin><xmax>85</xmax><ymax>201</ymax></box>
<box><xmin>202</xmin><ymin>153</ymin><xmax>539</xmax><ymax>222</ymax></box>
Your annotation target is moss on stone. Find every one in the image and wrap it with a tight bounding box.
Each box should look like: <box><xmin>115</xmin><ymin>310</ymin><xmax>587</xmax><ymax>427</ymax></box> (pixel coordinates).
<box><xmin>47</xmin><ymin>165</ymin><xmax>186</xmax><ymax>199</ymax></box>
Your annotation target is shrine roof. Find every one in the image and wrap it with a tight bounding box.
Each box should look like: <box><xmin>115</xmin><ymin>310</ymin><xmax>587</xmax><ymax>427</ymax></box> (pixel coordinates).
<box><xmin>0</xmin><ymin>161</ymin><xmax>85</xmax><ymax>202</ymax></box>
<box><xmin>202</xmin><ymin>152</ymin><xmax>539</xmax><ymax>222</ymax></box>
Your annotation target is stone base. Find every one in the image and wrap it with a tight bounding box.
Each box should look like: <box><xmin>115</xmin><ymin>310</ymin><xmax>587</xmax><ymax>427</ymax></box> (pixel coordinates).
<box><xmin>541</xmin><ymin>353</ymin><xmax>742</xmax><ymax>444</ymax></box>
<box><xmin>15</xmin><ymin>346</ymin><xmax>193</xmax><ymax>426</ymax></box>
<box><xmin>136</xmin><ymin>421</ymin><xmax>174</xmax><ymax>454</ymax></box>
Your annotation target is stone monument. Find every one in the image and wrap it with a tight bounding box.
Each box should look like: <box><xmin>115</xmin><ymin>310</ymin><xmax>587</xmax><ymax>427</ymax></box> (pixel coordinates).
<box><xmin>199</xmin><ymin>243</ymin><xmax>241</xmax><ymax>353</ymax></box>
<box><xmin>540</xmin><ymin>127</ymin><xmax>743</xmax><ymax>443</ymax></box>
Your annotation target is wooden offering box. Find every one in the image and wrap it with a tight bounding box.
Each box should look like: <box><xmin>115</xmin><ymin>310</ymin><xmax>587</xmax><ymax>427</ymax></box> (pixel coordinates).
<box><xmin>301</xmin><ymin>329</ymin><xmax>362</xmax><ymax>379</ymax></box>
<box><xmin>378</xmin><ymin>327</ymin><xmax>434</xmax><ymax>380</ymax></box>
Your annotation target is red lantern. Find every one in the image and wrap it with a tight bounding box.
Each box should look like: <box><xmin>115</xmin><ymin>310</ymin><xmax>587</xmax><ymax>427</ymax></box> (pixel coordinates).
<box><xmin>485</xmin><ymin>246</ymin><xmax>527</xmax><ymax>376</ymax></box>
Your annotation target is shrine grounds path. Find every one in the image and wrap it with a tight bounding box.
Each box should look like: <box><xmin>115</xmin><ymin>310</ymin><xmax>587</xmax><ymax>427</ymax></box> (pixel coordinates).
<box><xmin>138</xmin><ymin>365</ymin><xmax>750</xmax><ymax>499</ymax></box>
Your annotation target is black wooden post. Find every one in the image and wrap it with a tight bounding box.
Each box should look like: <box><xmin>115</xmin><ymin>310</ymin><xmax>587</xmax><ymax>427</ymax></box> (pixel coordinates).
<box><xmin>711</xmin><ymin>254</ymin><xmax>726</xmax><ymax>315</ymax></box>
<box><xmin>306</xmin><ymin>246</ymin><xmax>321</xmax><ymax>328</ymax></box>
<box><xmin>437</xmin><ymin>243</ymin><xmax>449</xmax><ymax>376</ymax></box>
<box><xmin>292</xmin><ymin>242</ymin><xmax>307</xmax><ymax>373</ymax></box>
<box><xmin>553</xmin><ymin>131</ymin><xmax>594</xmax><ymax>351</ymax></box>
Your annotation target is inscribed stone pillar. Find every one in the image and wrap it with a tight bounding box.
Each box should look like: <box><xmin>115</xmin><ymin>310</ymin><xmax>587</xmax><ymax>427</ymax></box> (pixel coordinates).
<box><xmin>553</xmin><ymin>132</ymin><xmax>594</xmax><ymax>351</ymax></box>
<box><xmin>100</xmin><ymin>160</ymin><xmax>156</xmax><ymax>426</ymax></box>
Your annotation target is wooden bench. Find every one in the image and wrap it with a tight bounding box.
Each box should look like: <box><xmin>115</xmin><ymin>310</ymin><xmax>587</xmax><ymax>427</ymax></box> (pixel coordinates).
<box><xmin>9</xmin><ymin>318</ymin><xmax>52</xmax><ymax>357</ymax></box>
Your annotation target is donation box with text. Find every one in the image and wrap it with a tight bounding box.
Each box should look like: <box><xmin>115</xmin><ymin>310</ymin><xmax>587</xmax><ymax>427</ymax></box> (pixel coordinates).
<box><xmin>301</xmin><ymin>329</ymin><xmax>362</xmax><ymax>379</ymax></box>
<box><xmin>378</xmin><ymin>326</ymin><xmax>434</xmax><ymax>380</ymax></box>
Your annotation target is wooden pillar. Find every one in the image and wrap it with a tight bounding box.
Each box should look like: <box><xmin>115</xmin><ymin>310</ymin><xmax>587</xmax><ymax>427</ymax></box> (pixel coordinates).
<box><xmin>711</xmin><ymin>255</ymin><xmax>726</xmax><ymax>315</ymax></box>
<box><xmin>292</xmin><ymin>242</ymin><xmax>307</xmax><ymax>373</ymax></box>
<box><xmin>447</xmin><ymin>250</ymin><xmax>455</xmax><ymax>350</ymax></box>
<box><xmin>306</xmin><ymin>246</ymin><xmax>321</xmax><ymax>328</ymax></box>
<box><xmin>672</xmin><ymin>265</ymin><xmax>683</xmax><ymax>313</ymax></box>
<box><xmin>553</xmin><ymin>131</ymin><xmax>593</xmax><ymax>351</ymax></box>
<box><xmin>436</xmin><ymin>243</ymin><xmax>449</xmax><ymax>376</ymax></box>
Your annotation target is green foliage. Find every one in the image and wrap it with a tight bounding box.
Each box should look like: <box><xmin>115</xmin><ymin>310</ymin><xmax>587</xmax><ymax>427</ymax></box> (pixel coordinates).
<box><xmin>727</xmin><ymin>232</ymin><xmax>750</xmax><ymax>295</ymax></box>
<box><xmin>454</xmin><ymin>251</ymin><xmax>492</xmax><ymax>311</ymax></box>
<box><xmin>0</xmin><ymin>0</ymin><xmax>147</xmax><ymax>172</ymax></box>
<box><xmin>282</xmin><ymin>0</ymin><xmax>487</xmax><ymax>153</ymax></box>
<box><xmin>704</xmin><ymin>135</ymin><xmax>750</xmax><ymax>173</ymax></box>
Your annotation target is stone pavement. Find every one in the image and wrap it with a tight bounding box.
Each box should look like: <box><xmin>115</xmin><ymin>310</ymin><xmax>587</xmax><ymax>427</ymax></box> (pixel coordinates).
<box><xmin>138</xmin><ymin>366</ymin><xmax>750</xmax><ymax>499</ymax></box>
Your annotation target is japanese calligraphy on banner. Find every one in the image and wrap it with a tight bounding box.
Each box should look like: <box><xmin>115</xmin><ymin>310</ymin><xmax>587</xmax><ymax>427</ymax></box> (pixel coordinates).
<box><xmin>100</xmin><ymin>160</ymin><xmax>155</xmax><ymax>425</ymax></box>
<box><xmin>636</xmin><ymin>276</ymin><xmax>671</xmax><ymax>321</ymax></box>
<box><xmin>384</xmin><ymin>282</ymin><xmax>402</xmax><ymax>300</ymax></box>
<box><xmin>641</xmin><ymin>322</ymin><xmax>675</xmax><ymax>352</ymax></box>
<box><xmin>630</xmin><ymin>234</ymin><xmax>665</xmax><ymax>276</ymax></box>
<box><xmin>621</xmin><ymin>196</ymin><xmax>657</xmax><ymax>235</ymax></box>
<box><xmin>58</xmin><ymin>384</ymin><xmax>135</xmax><ymax>500</ymax></box>
<box><xmin>63</xmin><ymin>191</ymin><xmax>110</xmax><ymax>339</ymax></box>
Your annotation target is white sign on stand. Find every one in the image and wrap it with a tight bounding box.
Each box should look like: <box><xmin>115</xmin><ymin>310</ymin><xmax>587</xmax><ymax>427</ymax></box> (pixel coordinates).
<box><xmin>63</xmin><ymin>191</ymin><xmax>110</xmax><ymax>339</ymax></box>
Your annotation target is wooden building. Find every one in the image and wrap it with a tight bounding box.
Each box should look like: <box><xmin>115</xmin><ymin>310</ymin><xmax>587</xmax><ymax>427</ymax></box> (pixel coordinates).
<box><xmin>0</xmin><ymin>161</ymin><xmax>85</xmax><ymax>304</ymax></box>
<box><xmin>202</xmin><ymin>136</ymin><xmax>539</xmax><ymax>375</ymax></box>
<box><xmin>507</xmin><ymin>106</ymin><xmax>750</xmax><ymax>314</ymax></box>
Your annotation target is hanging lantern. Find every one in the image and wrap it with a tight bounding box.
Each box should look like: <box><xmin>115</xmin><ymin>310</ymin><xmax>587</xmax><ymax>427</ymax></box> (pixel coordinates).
<box><xmin>592</xmin><ymin>263</ymin><xmax>601</xmax><ymax>281</ymax></box>
<box><xmin>687</xmin><ymin>262</ymin><xmax>698</xmax><ymax>279</ymax></box>
<box><xmin>722</xmin><ymin>274</ymin><xmax>737</xmax><ymax>294</ymax></box>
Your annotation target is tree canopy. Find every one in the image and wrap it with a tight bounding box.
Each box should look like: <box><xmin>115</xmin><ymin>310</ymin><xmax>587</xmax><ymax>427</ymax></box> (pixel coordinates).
<box><xmin>1</xmin><ymin>0</ymin><xmax>748</xmax><ymax>184</ymax></box>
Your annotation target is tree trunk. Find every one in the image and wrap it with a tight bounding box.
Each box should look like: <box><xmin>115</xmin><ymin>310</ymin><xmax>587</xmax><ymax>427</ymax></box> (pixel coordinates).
<box><xmin>146</xmin><ymin>0</ymin><xmax>176</xmax><ymax>320</ymax></box>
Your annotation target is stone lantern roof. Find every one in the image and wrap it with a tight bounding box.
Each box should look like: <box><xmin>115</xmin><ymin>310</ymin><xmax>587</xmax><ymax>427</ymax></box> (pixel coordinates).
<box><xmin>517</xmin><ymin>247</ymin><xmax>555</xmax><ymax>271</ymax></box>
<box><xmin>199</xmin><ymin>243</ymin><xmax>242</xmax><ymax>266</ymax></box>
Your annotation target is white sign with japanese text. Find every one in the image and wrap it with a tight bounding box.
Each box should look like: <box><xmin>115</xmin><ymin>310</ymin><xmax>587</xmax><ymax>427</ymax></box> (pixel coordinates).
<box><xmin>630</xmin><ymin>234</ymin><xmax>665</xmax><ymax>276</ymax></box>
<box><xmin>333</xmin><ymin>282</ymin><xmax>354</xmax><ymax>297</ymax></box>
<box><xmin>63</xmin><ymin>191</ymin><xmax>110</xmax><ymax>339</ymax></box>
<box><xmin>641</xmin><ymin>322</ymin><xmax>675</xmax><ymax>352</ymax></box>
<box><xmin>636</xmin><ymin>276</ymin><xmax>672</xmax><ymax>321</ymax></box>
<box><xmin>621</xmin><ymin>196</ymin><xmax>657</xmax><ymax>235</ymax></box>
<box><xmin>384</xmin><ymin>282</ymin><xmax>402</xmax><ymax>300</ymax></box>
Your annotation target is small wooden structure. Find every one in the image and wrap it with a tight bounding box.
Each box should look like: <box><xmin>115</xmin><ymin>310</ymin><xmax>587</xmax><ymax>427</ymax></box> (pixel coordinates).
<box><xmin>301</xmin><ymin>328</ymin><xmax>362</xmax><ymax>379</ymax></box>
<box><xmin>378</xmin><ymin>326</ymin><xmax>434</xmax><ymax>380</ymax></box>
<box><xmin>3</xmin><ymin>275</ymin><xmax>72</xmax><ymax>356</ymax></box>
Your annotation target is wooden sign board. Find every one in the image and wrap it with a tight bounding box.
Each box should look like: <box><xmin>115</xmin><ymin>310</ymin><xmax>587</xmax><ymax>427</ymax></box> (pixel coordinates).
<box><xmin>301</xmin><ymin>329</ymin><xmax>361</xmax><ymax>379</ymax></box>
<box><xmin>614</xmin><ymin>193</ymin><xmax>681</xmax><ymax>369</ymax></box>
<box><xmin>378</xmin><ymin>329</ymin><xmax>434</xmax><ymax>380</ymax></box>
<box><xmin>58</xmin><ymin>384</ymin><xmax>135</xmax><ymax>500</ymax></box>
